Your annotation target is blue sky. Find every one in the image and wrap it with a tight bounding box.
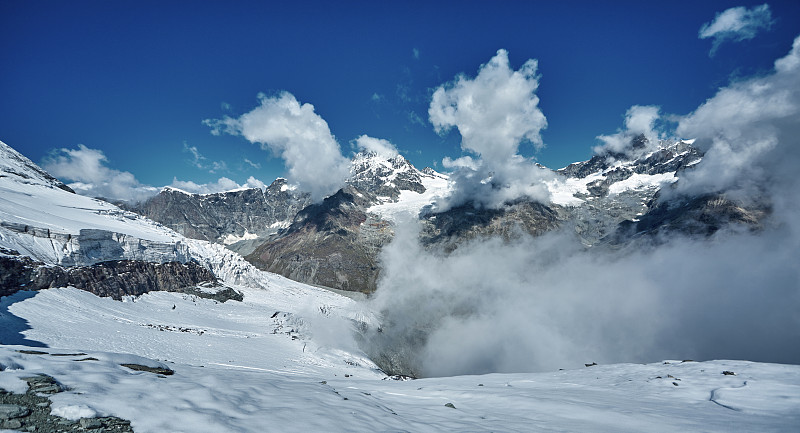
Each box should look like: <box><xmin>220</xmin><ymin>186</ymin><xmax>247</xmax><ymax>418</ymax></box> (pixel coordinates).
<box><xmin>2</xmin><ymin>0</ymin><xmax>799</xmax><ymax>200</ymax></box>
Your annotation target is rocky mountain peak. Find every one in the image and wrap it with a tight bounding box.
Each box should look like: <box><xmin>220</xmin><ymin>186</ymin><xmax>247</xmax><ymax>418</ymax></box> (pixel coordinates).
<box><xmin>348</xmin><ymin>151</ymin><xmax>427</xmax><ymax>199</ymax></box>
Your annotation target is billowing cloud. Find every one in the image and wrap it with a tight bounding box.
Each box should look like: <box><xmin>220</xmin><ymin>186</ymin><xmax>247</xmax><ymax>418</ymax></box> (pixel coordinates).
<box><xmin>594</xmin><ymin>105</ymin><xmax>662</xmax><ymax>155</ymax></box>
<box><xmin>42</xmin><ymin>145</ymin><xmax>158</xmax><ymax>203</ymax></box>
<box><xmin>430</xmin><ymin>49</ymin><xmax>547</xmax><ymax>163</ymax></box>
<box><xmin>168</xmin><ymin>175</ymin><xmax>268</xmax><ymax>195</ymax></box>
<box><xmin>204</xmin><ymin>91</ymin><xmax>350</xmax><ymax>202</ymax></box>
<box><xmin>675</xmin><ymin>34</ymin><xmax>800</xmax><ymax>200</ymax></box>
<box><xmin>353</xmin><ymin>135</ymin><xmax>399</xmax><ymax>158</ymax></box>
<box><xmin>699</xmin><ymin>4</ymin><xmax>773</xmax><ymax>56</ymax></box>
<box><xmin>428</xmin><ymin>49</ymin><xmax>552</xmax><ymax>209</ymax></box>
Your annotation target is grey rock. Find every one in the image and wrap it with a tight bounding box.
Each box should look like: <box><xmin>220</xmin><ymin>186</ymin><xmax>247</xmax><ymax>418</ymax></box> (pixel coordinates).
<box><xmin>124</xmin><ymin>178</ymin><xmax>311</xmax><ymax>246</ymax></box>
<box><xmin>0</xmin><ymin>404</ymin><xmax>30</xmax><ymax>419</ymax></box>
<box><xmin>79</xmin><ymin>417</ymin><xmax>103</xmax><ymax>428</ymax></box>
<box><xmin>1</xmin><ymin>419</ymin><xmax>22</xmax><ymax>429</ymax></box>
<box><xmin>419</xmin><ymin>200</ymin><xmax>564</xmax><ymax>252</ymax></box>
<box><xmin>1</xmin><ymin>254</ymin><xmax>219</xmax><ymax>300</ymax></box>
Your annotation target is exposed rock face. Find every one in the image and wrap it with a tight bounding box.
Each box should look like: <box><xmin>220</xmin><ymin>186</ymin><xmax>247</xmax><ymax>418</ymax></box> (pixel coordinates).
<box><xmin>420</xmin><ymin>200</ymin><xmax>564</xmax><ymax>252</ymax></box>
<box><xmin>610</xmin><ymin>193</ymin><xmax>770</xmax><ymax>242</ymax></box>
<box><xmin>125</xmin><ymin>178</ymin><xmax>310</xmax><ymax>246</ymax></box>
<box><xmin>1</xmin><ymin>249</ymin><xmax>218</xmax><ymax>300</ymax></box>
<box><xmin>247</xmin><ymin>186</ymin><xmax>390</xmax><ymax>293</ymax></box>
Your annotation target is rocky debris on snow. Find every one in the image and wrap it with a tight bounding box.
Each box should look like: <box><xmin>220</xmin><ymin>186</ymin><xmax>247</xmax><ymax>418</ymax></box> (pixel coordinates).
<box><xmin>120</xmin><ymin>363</ymin><xmax>175</xmax><ymax>376</ymax></box>
<box><xmin>182</xmin><ymin>284</ymin><xmax>244</xmax><ymax>303</ymax></box>
<box><xmin>0</xmin><ymin>374</ymin><xmax>133</xmax><ymax>432</ymax></box>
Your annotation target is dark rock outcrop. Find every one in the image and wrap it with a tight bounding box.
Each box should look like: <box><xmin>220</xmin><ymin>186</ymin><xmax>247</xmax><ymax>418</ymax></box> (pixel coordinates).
<box><xmin>0</xmin><ymin>373</ymin><xmax>133</xmax><ymax>432</ymax></box>
<box><xmin>420</xmin><ymin>200</ymin><xmax>564</xmax><ymax>252</ymax></box>
<box><xmin>1</xmin><ymin>250</ymin><xmax>219</xmax><ymax>300</ymax></box>
<box><xmin>610</xmin><ymin>193</ymin><xmax>770</xmax><ymax>243</ymax></box>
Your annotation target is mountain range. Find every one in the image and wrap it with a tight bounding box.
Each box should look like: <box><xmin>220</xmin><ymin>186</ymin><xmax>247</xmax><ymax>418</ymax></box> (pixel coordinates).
<box><xmin>123</xmin><ymin>135</ymin><xmax>764</xmax><ymax>293</ymax></box>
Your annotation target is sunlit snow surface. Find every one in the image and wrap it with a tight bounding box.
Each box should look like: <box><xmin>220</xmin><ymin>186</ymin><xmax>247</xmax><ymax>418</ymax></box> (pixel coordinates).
<box><xmin>367</xmin><ymin>174</ymin><xmax>450</xmax><ymax>221</ymax></box>
<box><xmin>1</xmin><ymin>302</ymin><xmax>800</xmax><ymax>433</ymax></box>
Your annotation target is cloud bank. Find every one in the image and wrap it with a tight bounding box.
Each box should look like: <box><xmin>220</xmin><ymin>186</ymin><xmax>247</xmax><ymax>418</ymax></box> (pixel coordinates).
<box><xmin>42</xmin><ymin>145</ymin><xmax>158</xmax><ymax>203</ymax></box>
<box><xmin>429</xmin><ymin>49</ymin><xmax>552</xmax><ymax>209</ymax></box>
<box><xmin>205</xmin><ymin>92</ymin><xmax>350</xmax><ymax>202</ymax></box>
<box><xmin>367</xmin><ymin>218</ymin><xmax>800</xmax><ymax>377</ymax></box>
<box><xmin>699</xmin><ymin>4</ymin><xmax>773</xmax><ymax>56</ymax></box>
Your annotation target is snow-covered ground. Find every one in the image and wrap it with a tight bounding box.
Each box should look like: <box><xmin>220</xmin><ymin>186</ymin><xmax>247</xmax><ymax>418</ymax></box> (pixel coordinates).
<box><xmin>367</xmin><ymin>173</ymin><xmax>450</xmax><ymax>221</ymax></box>
<box><xmin>2</xmin><ymin>288</ymin><xmax>799</xmax><ymax>432</ymax></box>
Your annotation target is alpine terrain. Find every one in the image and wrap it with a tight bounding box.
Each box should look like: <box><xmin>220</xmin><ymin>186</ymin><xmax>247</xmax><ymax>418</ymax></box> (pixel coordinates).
<box><xmin>1</xmin><ymin>138</ymin><xmax>796</xmax><ymax>432</ymax></box>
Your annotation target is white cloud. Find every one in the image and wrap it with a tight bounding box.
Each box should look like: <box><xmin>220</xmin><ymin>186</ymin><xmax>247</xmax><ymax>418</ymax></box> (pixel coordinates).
<box><xmin>169</xmin><ymin>177</ymin><xmax>242</xmax><ymax>194</ymax></box>
<box><xmin>183</xmin><ymin>142</ymin><xmax>206</xmax><ymax>169</ymax></box>
<box><xmin>412</xmin><ymin>47</ymin><xmax>420</xmax><ymax>59</ymax></box>
<box><xmin>42</xmin><ymin>145</ymin><xmax>158</xmax><ymax>203</ymax></box>
<box><xmin>407</xmin><ymin>111</ymin><xmax>424</xmax><ymax>126</ymax></box>
<box><xmin>441</xmin><ymin>155</ymin><xmax>478</xmax><ymax>170</ymax></box>
<box><xmin>428</xmin><ymin>49</ymin><xmax>552</xmax><ymax>209</ymax></box>
<box><xmin>183</xmin><ymin>142</ymin><xmax>227</xmax><ymax>174</ymax></box>
<box><xmin>353</xmin><ymin>135</ymin><xmax>399</xmax><ymax>158</ymax></box>
<box><xmin>371</xmin><ymin>93</ymin><xmax>384</xmax><ymax>102</ymax></box>
<box><xmin>430</xmin><ymin>49</ymin><xmax>547</xmax><ymax>162</ymax></box>
<box><xmin>204</xmin><ymin>91</ymin><xmax>350</xmax><ymax>202</ymax></box>
<box><xmin>674</xmin><ymin>34</ymin><xmax>800</xmax><ymax>199</ymax></box>
<box><xmin>594</xmin><ymin>105</ymin><xmax>662</xmax><ymax>155</ymax></box>
<box><xmin>244</xmin><ymin>176</ymin><xmax>267</xmax><ymax>190</ymax></box>
<box><xmin>243</xmin><ymin>158</ymin><xmax>261</xmax><ymax>169</ymax></box>
<box><xmin>699</xmin><ymin>4</ymin><xmax>773</xmax><ymax>56</ymax></box>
